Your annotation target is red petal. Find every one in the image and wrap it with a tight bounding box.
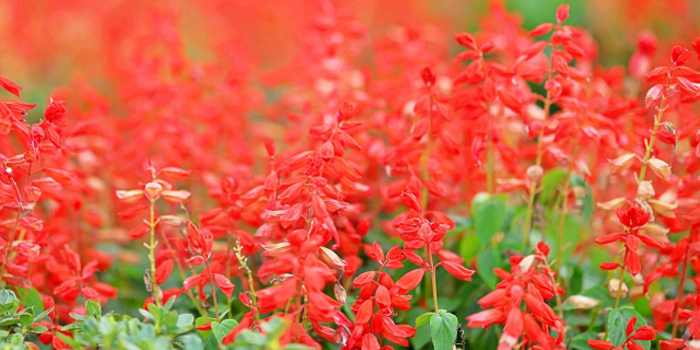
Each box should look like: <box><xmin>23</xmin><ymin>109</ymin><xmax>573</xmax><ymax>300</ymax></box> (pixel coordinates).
<box><xmin>395</xmin><ymin>269</ymin><xmax>424</xmax><ymax>291</ymax></box>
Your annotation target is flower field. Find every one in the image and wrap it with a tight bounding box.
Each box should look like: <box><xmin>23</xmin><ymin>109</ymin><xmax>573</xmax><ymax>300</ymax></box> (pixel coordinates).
<box><xmin>1</xmin><ymin>0</ymin><xmax>700</xmax><ymax>349</ymax></box>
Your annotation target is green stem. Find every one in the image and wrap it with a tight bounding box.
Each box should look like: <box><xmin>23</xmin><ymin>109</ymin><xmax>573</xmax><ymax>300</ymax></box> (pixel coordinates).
<box><xmin>148</xmin><ymin>199</ymin><xmax>161</xmax><ymax>306</ymax></box>
<box><xmin>427</xmin><ymin>249</ymin><xmax>440</xmax><ymax>313</ymax></box>
<box><xmin>204</xmin><ymin>260</ymin><xmax>220</xmax><ymax>322</ymax></box>
<box><xmin>555</xmin><ymin>169</ymin><xmax>572</xmax><ymax>275</ymax></box>
<box><xmin>160</xmin><ymin>228</ymin><xmax>207</xmax><ymax>316</ymax></box>
<box><xmin>638</xmin><ymin>78</ymin><xmax>670</xmax><ymax>189</ymax></box>
<box><xmin>604</xmin><ymin>248</ymin><xmax>628</xmax><ymax>341</ymax></box>
<box><xmin>234</xmin><ymin>239</ymin><xmax>261</xmax><ymax>321</ymax></box>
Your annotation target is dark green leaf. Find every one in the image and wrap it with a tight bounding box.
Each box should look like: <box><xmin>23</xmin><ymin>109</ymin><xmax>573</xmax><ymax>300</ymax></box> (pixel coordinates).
<box><xmin>472</xmin><ymin>199</ymin><xmax>506</xmax><ymax>245</ymax></box>
<box><xmin>477</xmin><ymin>249</ymin><xmax>501</xmax><ymax>289</ymax></box>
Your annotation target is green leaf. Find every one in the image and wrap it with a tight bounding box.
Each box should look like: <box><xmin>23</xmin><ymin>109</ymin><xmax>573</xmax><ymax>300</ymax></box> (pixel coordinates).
<box><xmin>570</xmin><ymin>331</ymin><xmax>597</xmax><ymax>350</ymax></box>
<box><xmin>415</xmin><ymin>312</ymin><xmax>435</xmax><ymax>327</ymax></box>
<box><xmin>430</xmin><ymin>311</ymin><xmax>458</xmax><ymax>350</ymax></box>
<box><xmin>632</xmin><ymin>296</ymin><xmax>652</xmax><ymax>319</ymax></box>
<box><xmin>409</xmin><ymin>308</ymin><xmax>432</xmax><ymax>350</ymax></box>
<box><xmin>477</xmin><ymin>249</ymin><xmax>501</xmax><ymax>289</ymax></box>
<box><xmin>86</xmin><ymin>299</ymin><xmax>102</xmax><ymax>318</ymax></box>
<box><xmin>0</xmin><ymin>290</ymin><xmax>19</xmax><ymax>315</ymax></box>
<box><xmin>619</xmin><ymin>306</ymin><xmax>652</xmax><ymax>350</ymax></box>
<box><xmin>212</xmin><ymin>319</ymin><xmax>238</xmax><ymax>344</ymax></box>
<box><xmin>19</xmin><ymin>288</ymin><xmax>44</xmax><ymax>314</ymax></box>
<box><xmin>569</xmin><ymin>265</ymin><xmax>584</xmax><ymax>295</ymax></box>
<box><xmin>540</xmin><ymin>169</ymin><xmax>567</xmax><ymax>204</ymax></box>
<box><xmin>459</xmin><ymin>234</ymin><xmax>481</xmax><ymax>264</ymax></box>
<box><xmin>607</xmin><ymin>309</ymin><xmax>625</xmax><ymax>346</ymax></box>
<box><xmin>196</xmin><ymin>316</ymin><xmax>216</xmax><ymax>339</ymax></box>
<box><xmin>33</xmin><ymin>308</ymin><xmax>53</xmax><ymax>324</ymax></box>
<box><xmin>177</xmin><ymin>333</ymin><xmax>203</xmax><ymax>349</ymax></box>
<box><xmin>177</xmin><ymin>313</ymin><xmax>194</xmax><ymax>328</ymax></box>
<box><xmin>472</xmin><ymin>198</ymin><xmax>506</xmax><ymax>245</ymax></box>
<box><xmin>545</xmin><ymin>214</ymin><xmax>582</xmax><ymax>263</ymax></box>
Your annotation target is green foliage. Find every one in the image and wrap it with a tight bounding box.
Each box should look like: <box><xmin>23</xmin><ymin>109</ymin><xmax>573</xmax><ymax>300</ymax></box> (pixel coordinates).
<box><xmin>60</xmin><ymin>298</ymin><xmax>200</xmax><ymax>350</ymax></box>
<box><xmin>429</xmin><ymin>310</ymin><xmax>459</xmax><ymax>350</ymax></box>
<box><xmin>0</xmin><ymin>290</ymin><xmax>51</xmax><ymax>339</ymax></box>
<box><xmin>223</xmin><ymin>318</ymin><xmax>308</xmax><ymax>350</ymax></box>
<box><xmin>0</xmin><ymin>290</ymin><xmax>311</xmax><ymax>350</ymax></box>
<box><xmin>607</xmin><ymin>306</ymin><xmax>651</xmax><ymax>350</ymax></box>
<box><xmin>0</xmin><ymin>333</ymin><xmax>30</xmax><ymax>350</ymax></box>
<box><xmin>471</xmin><ymin>195</ymin><xmax>507</xmax><ymax>246</ymax></box>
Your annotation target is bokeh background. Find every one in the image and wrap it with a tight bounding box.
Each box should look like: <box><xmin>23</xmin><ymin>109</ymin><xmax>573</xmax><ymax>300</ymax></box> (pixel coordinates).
<box><xmin>0</xmin><ymin>0</ymin><xmax>698</xmax><ymax>115</ymax></box>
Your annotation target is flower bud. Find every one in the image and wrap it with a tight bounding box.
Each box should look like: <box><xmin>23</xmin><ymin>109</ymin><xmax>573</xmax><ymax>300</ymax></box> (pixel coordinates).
<box><xmin>144</xmin><ymin>181</ymin><xmax>163</xmax><ymax>200</ymax></box>
<box><xmin>262</xmin><ymin>242</ymin><xmax>292</xmax><ymax>256</ymax></box>
<box><xmin>334</xmin><ymin>283</ymin><xmax>347</xmax><ymax>305</ymax></box>
<box><xmin>648</xmin><ymin>199</ymin><xmax>677</xmax><ymax>216</ymax></box>
<box><xmin>637</xmin><ymin>181</ymin><xmax>655</xmax><ymax>200</ymax></box>
<box><xmin>566</xmin><ymin>295</ymin><xmax>600</xmax><ymax>309</ymax></box>
<box><xmin>687</xmin><ymin>340</ymin><xmax>700</xmax><ymax>350</ymax></box>
<box><xmin>519</xmin><ymin>255</ymin><xmax>536</xmax><ymax>272</ymax></box>
<box><xmin>598</xmin><ymin>197</ymin><xmax>626</xmax><ymax>211</ymax></box>
<box><xmin>160</xmin><ymin>215</ymin><xmax>185</xmax><ymax>227</ymax></box>
<box><xmin>116</xmin><ymin>189</ymin><xmax>144</xmax><ymax>203</ymax></box>
<box><xmin>630</xmin><ymin>285</ymin><xmax>645</xmax><ymax>299</ymax></box>
<box><xmin>320</xmin><ymin>246</ymin><xmax>348</xmax><ymax>269</ymax></box>
<box><xmin>526</xmin><ymin>165</ymin><xmax>543</xmax><ymax>182</ymax></box>
<box><xmin>609</xmin><ymin>153</ymin><xmax>637</xmax><ymax>174</ymax></box>
<box><xmin>161</xmin><ymin>190</ymin><xmax>191</xmax><ymax>203</ymax></box>
<box><xmin>647</xmin><ymin>158</ymin><xmax>671</xmax><ymax>181</ymax></box>
<box><xmin>643</xmin><ymin>223</ymin><xmax>669</xmax><ymax>243</ymax></box>
<box><xmin>608</xmin><ymin>278</ymin><xmax>628</xmax><ymax>298</ymax></box>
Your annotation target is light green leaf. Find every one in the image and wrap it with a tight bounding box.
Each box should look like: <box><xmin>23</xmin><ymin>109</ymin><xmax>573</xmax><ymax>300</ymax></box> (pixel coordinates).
<box><xmin>415</xmin><ymin>312</ymin><xmax>435</xmax><ymax>327</ymax></box>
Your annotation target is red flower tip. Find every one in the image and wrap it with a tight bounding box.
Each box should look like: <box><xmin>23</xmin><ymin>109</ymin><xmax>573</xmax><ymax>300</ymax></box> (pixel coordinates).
<box><xmin>421</xmin><ymin>67</ymin><xmax>435</xmax><ymax>86</ymax></box>
<box><xmin>671</xmin><ymin>45</ymin><xmax>692</xmax><ymax>66</ymax></box>
<box><xmin>556</xmin><ymin>4</ymin><xmax>570</xmax><ymax>24</ymax></box>
<box><xmin>616</xmin><ymin>202</ymin><xmax>651</xmax><ymax>229</ymax></box>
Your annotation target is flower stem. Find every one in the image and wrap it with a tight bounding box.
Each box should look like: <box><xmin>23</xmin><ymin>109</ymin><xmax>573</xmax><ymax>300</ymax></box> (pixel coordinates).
<box><xmin>160</xmin><ymin>228</ymin><xmax>207</xmax><ymax>316</ymax></box>
<box><xmin>639</xmin><ymin>95</ymin><xmax>666</xmax><ymax>184</ymax></box>
<box><xmin>613</xmin><ymin>249</ymin><xmax>628</xmax><ymax>309</ymax></box>
<box><xmin>234</xmin><ymin>239</ymin><xmax>261</xmax><ymax>321</ymax></box>
<box><xmin>148</xmin><ymin>199</ymin><xmax>161</xmax><ymax>306</ymax></box>
<box><xmin>604</xmin><ymin>248</ymin><xmax>628</xmax><ymax>341</ymax></box>
<box><xmin>671</xmin><ymin>237</ymin><xmax>691</xmax><ymax>338</ymax></box>
<box><xmin>638</xmin><ymin>80</ymin><xmax>670</xmax><ymax>189</ymax></box>
<box><xmin>204</xmin><ymin>260</ymin><xmax>220</xmax><ymax>322</ymax></box>
<box><xmin>427</xmin><ymin>249</ymin><xmax>440</xmax><ymax>313</ymax></box>
<box><xmin>0</xmin><ymin>210</ymin><xmax>21</xmax><ymax>287</ymax></box>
